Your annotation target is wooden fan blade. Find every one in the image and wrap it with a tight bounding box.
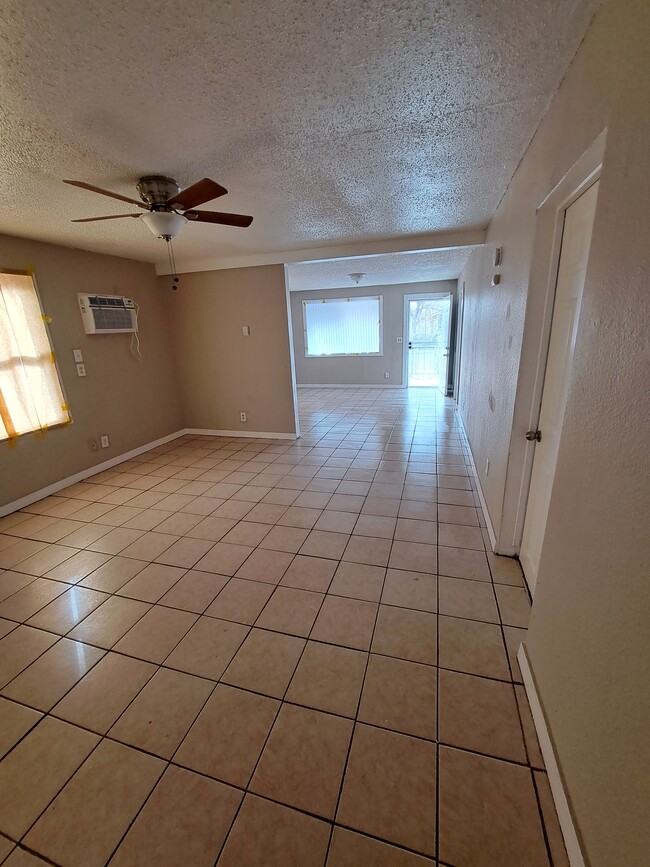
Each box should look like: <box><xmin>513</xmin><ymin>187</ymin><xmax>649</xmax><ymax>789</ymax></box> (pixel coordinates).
<box><xmin>64</xmin><ymin>179</ymin><xmax>147</xmax><ymax>209</ymax></box>
<box><xmin>167</xmin><ymin>178</ymin><xmax>228</xmax><ymax>210</ymax></box>
<box><xmin>72</xmin><ymin>213</ymin><xmax>142</xmax><ymax>222</ymax></box>
<box><xmin>185</xmin><ymin>210</ymin><xmax>253</xmax><ymax>228</ymax></box>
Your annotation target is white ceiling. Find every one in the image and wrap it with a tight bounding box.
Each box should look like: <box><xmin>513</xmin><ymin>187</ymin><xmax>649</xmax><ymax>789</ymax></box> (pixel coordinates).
<box><xmin>0</xmin><ymin>0</ymin><xmax>599</xmax><ymax>272</ymax></box>
<box><xmin>287</xmin><ymin>248</ymin><xmax>473</xmax><ymax>291</ymax></box>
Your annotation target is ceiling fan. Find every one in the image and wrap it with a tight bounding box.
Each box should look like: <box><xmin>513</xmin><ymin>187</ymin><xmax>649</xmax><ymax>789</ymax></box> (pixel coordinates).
<box><xmin>63</xmin><ymin>175</ymin><xmax>253</xmax><ymax>240</ymax></box>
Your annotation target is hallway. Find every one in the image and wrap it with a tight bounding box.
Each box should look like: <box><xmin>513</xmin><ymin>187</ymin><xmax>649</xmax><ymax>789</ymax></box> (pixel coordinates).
<box><xmin>0</xmin><ymin>387</ymin><xmax>567</xmax><ymax>865</ymax></box>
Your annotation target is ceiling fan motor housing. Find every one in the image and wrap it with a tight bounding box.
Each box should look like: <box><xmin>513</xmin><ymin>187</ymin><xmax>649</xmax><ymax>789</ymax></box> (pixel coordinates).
<box><xmin>136</xmin><ymin>176</ymin><xmax>180</xmax><ymax>207</ymax></box>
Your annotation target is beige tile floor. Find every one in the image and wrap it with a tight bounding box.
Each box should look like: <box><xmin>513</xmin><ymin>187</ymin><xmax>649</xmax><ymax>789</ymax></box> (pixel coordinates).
<box><xmin>0</xmin><ymin>387</ymin><xmax>569</xmax><ymax>866</ymax></box>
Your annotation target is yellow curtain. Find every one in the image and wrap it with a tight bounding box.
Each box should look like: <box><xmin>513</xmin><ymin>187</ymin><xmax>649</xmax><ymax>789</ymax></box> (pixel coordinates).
<box><xmin>0</xmin><ymin>271</ymin><xmax>71</xmax><ymax>441</ymax></box>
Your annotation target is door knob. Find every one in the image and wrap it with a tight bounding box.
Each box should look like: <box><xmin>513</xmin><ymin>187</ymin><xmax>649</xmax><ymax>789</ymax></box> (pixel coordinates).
<box><xmin>525</xmin><ymin>430</ymin><xmax>542</xmax><ymax>442</ymax></box>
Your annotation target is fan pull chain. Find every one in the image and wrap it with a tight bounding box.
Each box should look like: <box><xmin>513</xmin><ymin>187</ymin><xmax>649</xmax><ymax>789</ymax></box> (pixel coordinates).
<box><xmin>165</xmin><ymin>237</ymin><xmax>180</xmax><ymax>290</ymax></box>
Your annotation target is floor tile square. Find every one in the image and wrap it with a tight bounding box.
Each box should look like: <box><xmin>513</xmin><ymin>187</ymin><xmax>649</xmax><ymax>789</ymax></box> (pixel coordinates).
<box><xmin>438</xmin><ymin>575</ymin><xmax>499</xmax><ymax>622</ymax></box>
<box><xmin>0</xmin><ymin>697</ymin><xmax>42</xmax><ymax>759</ymax></box>
<box><xmin>438</xmin><ymin>669</ymin><xmax>526</xmax><ymax>761</ymax></box>
<box><xmin>438</xmin><ymin>545</ymin><xmax>490</xmax><ymax>581</ymax></box>
<box><xmin>329</xmin><ymin>561</ymin><xmax>385</xmax><ymax>602</ymax></box>
<box><xmin>205</xmin><ymin>578</ymin><xmax>274</xmax><ymax>624</ymax></box>
<box><xmin>235</xmin><ymin>548</ymin><xmax>293</xmax><ymax>584</ymax></box>
<box><xmin>44</xmin><ymin>550</ymin><xmax>112</xmax><ymax>585</ymax></box>
<box><xmin>388</xmin><ymin>540</ymin><xmax>437</xmax><ymax>573</ymax></box>
<box><xmin>381</xmin><ymin>568</ymin><xmax>437</xmax><ymax>612</ymax></box>
<box><xmin>109</xmin><ymin>667</ymin><xmax>213</xmax><ymax>758</ymax></box>
<box><xmin>175</xmin><ymin>684</ymin><xmax>279</xmax><ymax>786</ymax></box>
<box><xmin>26</xmin><ymin>586</ymin><xmax>108</xmax><ymax>634</ymax></box>
<box><xmin>52</xmin><ymin>652</ymin><xmax>156</xmax><ymax>733</ymax></box>
<box><xmin>0</xmin><ymin>570</ymin><xmax>37</xmax><ymax>603</ymax></box>
<box><xmin>394</xmin><ymin>518</ymin><xmax>437</xmax><ymax>544</ymax></box>
<box><xmin>158</xmin><ymin>569</ymin><xmax>229</xmax><ymax>613</ymax></box>
<box><xmin>113</xmin><ymin>604</ymin><xmax>197</xmax><ymax>663</ymax></box>
<box><xmin>314</xmin><ymin>510</ymin><xmax>358</xmax><ymax>534</ymax></box>
<box><xmin>78</xmin><ymin>556</ymin><xmax>145</xmax><ymax>592</ymax></box>
<box><xmin>280</xmin><ymin>555</ymin><xmax>337</xmax><ymax>592</ymax></box>
<box><xmin>358</xmin><ymin>654</ymin><xmax>436</xmax><ymax>740</ymax></box>
<box><xmin>352</xmin><ymin>515</ymin><xmax>396</xmax><ymax>539</ymax></box>
<box><xmin>116</xmin><ymin>562</ymin><xmax>185</xmax><ymax>603</ymax></box>
<box><xmin>311</xmin><ymin>596</ymin><xmax>378</xmax><ymax>651</ymax></box>
<box><xmin>371</xmin><ymin>605</ymin><xmax>437</xmax><ymax>665</ymax></box>
<box><xmin>300</xmin><ymin>530</ymin><xmax>349</xmax><ymax>559</ymax></box>
<box><xmin>222</xmin><ymin>628</ymin><xmax>305</xmax><ymax>697</ymax></box>
<box><xmin>24</xmin><ymin>739</ymin><xmax>164</xmax><ymax>867</ymax></box>
<box><xmin>495</xmin><ymin>584</ymin><xmax>531</xmax><ymax>627</ymax></box>
<box><xmin>0</xmin><ymin>578</ymin><xmax>69</xmax><ymax>623</ymax></box>
<box><xmin>1</xmin><ymin>638</ymin><xmax>104</xmax><ymax>711</ymax></box>
<box><xmin>259</xmin><ymin>525</ymin><xmax>310</xmax><ymax>553</ymax></box>
<box><xmin>154</xmin><ymin>536</ymin><xmax>215</xmax><ymax>568</ymax></box>
<box><xmin>342</xmin><ymin>535</ymin><xmax>392</xmax><ymax>567</ymax></box>
<box><xmin>111</xmin><ymin>765</ymin><xmax>242</xmax><ymax>867</ymax></box>
<box><xmin>286</xmin><ymin>641</ymin><xmax>367</xmax><ymax>717</ymax></box>
<box><xmin>438</xmin><ymin>746</ymin><xmax>548</xmax><ymax>867</ymax></box>
<box><xmin>186</xmin><ymin>515</ymin><xmax>238</xmax><ymax>542</ymax></box>
<box><xmin>165</xmin><ymin>616</ymin><xmax>249</xmax><ymax>680</ymax></box>
<box><xmin>0</xmin><ymin>717</ymin><xmax>99</xmax><ymax>839</ymax></box>
<box><xmin>337</xmin><ymin>723</ymin><xmax>436</xmax><ymax>855</ymax></box>
<box><xmin>194</xmin><ymin>542</ymin><xmax>253</xmax><ymax>576</ymax></box>
<box><xmin>438</xmin><ymin>615</ymin><xmax>510</xmax><ymax>680</ymax></box>
<box><xmin>0</xmin><ymin>626</ymin><xmax>59</xmax><ymax>688</ymax></box>
<box><xmin>255</xmin><ymin>586</ymin><xmax>323</xmax><ymax>636</ymax></box>
<box><xmin>250</xmin><ymin>704</ymin><xmax>353</xmax><ymax>818</ymax></box>
<box><xmin>67</xmin><ymin>596</ymin><xmax>150</xmax><ymax>649</ymax></box>
<box><xmin>217</xmin><ymin>794</ymin><xmax>330</xmax><ymax>867</ymax></box>
<box><xmin>438</xmin><ymin>522</ymin><xmax>484</xmax><ymax>550</ymax></box>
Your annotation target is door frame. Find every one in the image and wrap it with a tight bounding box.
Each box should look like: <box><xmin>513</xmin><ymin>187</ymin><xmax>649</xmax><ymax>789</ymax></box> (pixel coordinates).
<box><xmin>498</xmin><ymin>131</ymin><xmax>606</xmax><ymax>562</ymax></box>
<box><xmin>402</xmin><ymin>291</ymin><xmax>454</xmax><ymax>389</ymax></box>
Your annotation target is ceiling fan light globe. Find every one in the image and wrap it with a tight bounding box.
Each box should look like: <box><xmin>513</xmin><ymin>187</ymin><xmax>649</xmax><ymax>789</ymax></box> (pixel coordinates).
<box><xmin>140</xmin><ymin>210</ymin><xmax>188</xmax><ymax>239</ymax></box>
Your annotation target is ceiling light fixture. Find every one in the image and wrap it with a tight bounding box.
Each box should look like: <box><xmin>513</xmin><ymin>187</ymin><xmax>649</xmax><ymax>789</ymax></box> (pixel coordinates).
<box><xmin>140</xmin><ymin>210</ymin><xmax>188</xmax><ymax>239</ymax></box>
<box><xmin>348</xmin><ymin>272</ymin><xmax>365</xmax><ymax>284</ymax></box>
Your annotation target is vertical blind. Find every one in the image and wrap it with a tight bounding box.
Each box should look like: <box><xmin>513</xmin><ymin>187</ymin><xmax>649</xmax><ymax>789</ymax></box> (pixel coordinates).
<box><xmin>0</xmin><ymin>271</ymin><xmax>71</xmax><ymax>441</ymax></box>
<box><xmin>303</xmin><ymin>295</ymin><xmax>382</xmax><ymax>356</ymax></box>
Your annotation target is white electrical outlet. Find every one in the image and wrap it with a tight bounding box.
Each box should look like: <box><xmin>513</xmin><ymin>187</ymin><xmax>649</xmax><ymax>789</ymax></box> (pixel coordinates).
<box><xmin>396</xmin><ymin>336</ymin><xmax>402</xmax><ymax>344</ymax></box>
<box><xmin>76</xmin><ymin>363</ymin><xmax>86</xmax><ymax>377</ymax></box>
<box><xmin>100</xmin><ymin>435</ymin><xmax>110</xmax><ymax>448</ymax></box>
<box><xmin>485</xmin><ymin>458</ymin><xmax>490</xmax><ymax>476</ymax></box>
<box><xmin>73</xmin><ymin>349</ymin><xmax>84</xmax><ymax>363</ymax></box>
<box><xmin>242</xmin><ymin>326</ymin><xmax>250</xmax><ymax>336</ymax></box>
<box><xmin>384</xmin><ymin>372</ymin><xmax>390</xmax><ymax>379</ymax></box>
<box><xmin>240</xmin><ymin>412</ymin><xmax>247</xmax><ymax>422</ymax></box>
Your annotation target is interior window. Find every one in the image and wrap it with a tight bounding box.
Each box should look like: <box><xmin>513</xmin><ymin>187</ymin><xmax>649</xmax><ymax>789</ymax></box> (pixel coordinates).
<box><xmin>303</xmin><ymin>295</ymin><xmax>382</xmax><ymax>357</ymax></box>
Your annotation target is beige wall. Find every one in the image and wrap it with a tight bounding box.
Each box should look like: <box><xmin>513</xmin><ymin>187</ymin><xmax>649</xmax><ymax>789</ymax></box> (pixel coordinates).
<box><xmin>164</xmin><ymin>264</ymin><xmax>296</xmax><ymax>435</ymax></box>
<box><xmin>291</xmin><ymin>281</ymin><xmax>456</xmax><ymax>386</ymax></box>
<box><xmin>458</xmin><ymin>1</ymin><xmax>650</xmax><ymax>864</ymax></box>
<box><xmin>0</xmin><ymin>234</ymin><xmax>183</xmax><ymax>507</ymax></box>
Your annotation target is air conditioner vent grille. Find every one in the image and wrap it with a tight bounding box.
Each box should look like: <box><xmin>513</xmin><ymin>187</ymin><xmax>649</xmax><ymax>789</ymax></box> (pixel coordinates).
<box><xmin>78</xmin><ymin>293</ymin><xmax>137</xmax><ymax>334</ymax></box>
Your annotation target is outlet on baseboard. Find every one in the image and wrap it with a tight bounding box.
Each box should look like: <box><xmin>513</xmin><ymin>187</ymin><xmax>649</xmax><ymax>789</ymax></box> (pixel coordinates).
<box><xmin>485</xmin><ymin>458</ymin><xmax>490</xmax><ymax>476</ymax></box>
<box><xmin>100</xmin><ymin>435</ymin><xmax>110</xmax><ymax>448</ymax></box>
<box><xmin>240</xmin><ymin>412</ymin><xmax>247</xmax><ymax>423</ymax></box>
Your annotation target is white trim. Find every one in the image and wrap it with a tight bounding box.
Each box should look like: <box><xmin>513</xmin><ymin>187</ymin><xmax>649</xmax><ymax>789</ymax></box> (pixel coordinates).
<box><xmin>155</xmin><ymin>228</ymin><xmax>487</xmax><ymax>276</ymax></box>
<box><xmin>184</xmin><ymin>428</ymin><xmax>297</xmax><ymax>440</ymax></box>
<box><xmin>500</xmin><ymin>131</ymin><xmax>606</xmax><ymax>566</ymax></box>
<box><xmin>462</xmin><ymin>430</ymin><xmax>502</xmax><ymax>554</ymax></box>
<box><xmin>296</xmin><ymin>383</ymin><xmax>406</xmax><ymax>390</ymax></box>
<box><xmin>0</xmin><ymin>430</ymin><xmax>187</xmax><ymax>518</ymax></box>
<box><xmin>283</xmin><ymin>268</ymin><xmax>301</xmax><ymax>438</ymax></box>
<box><xmin>518</xmin><ymin>643</ymin><xmax>587</xmax><ymax>867</ymax></box>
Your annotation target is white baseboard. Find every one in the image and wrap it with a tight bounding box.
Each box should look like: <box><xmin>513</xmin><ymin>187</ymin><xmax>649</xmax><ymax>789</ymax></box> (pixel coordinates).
<box><xmin>296</xmin><ymin>383</ymin><xmax>406</xmax><ymax>390</ymax></box>
<box><xmin>518</xmin><ymin>643</ymin><xmax>586</xmax><ymax>867</ymax></box>
<box><xmin>184</xmin><ymin>428</ymin><xmax>298</xmax><ymax>440</ymax></box>
<box><xmin>0</xmin><ymin>429</ymin><xmax>187</xmax><ymax>518</ymax></box>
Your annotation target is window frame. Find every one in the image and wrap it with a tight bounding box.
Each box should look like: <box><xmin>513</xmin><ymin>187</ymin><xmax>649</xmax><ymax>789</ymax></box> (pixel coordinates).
<box><xmin>0</xmin><ymin>268</ymin><xmax>72</xmax><ymax>443</ymax></box>
<box><xmin>302</xmin><ymin>294</ymin><xmax>384</xmax><ymax>358</ymax></box>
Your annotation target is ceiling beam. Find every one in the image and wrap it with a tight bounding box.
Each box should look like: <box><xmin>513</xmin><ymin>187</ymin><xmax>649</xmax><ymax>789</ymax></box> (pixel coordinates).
<box><xmin>155</xmin><ymin>227</ymin><xmax>487</xmax><ymax>275</ymax></box>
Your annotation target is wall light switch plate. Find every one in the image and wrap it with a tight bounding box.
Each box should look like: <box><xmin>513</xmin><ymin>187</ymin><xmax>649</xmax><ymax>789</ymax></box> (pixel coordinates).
<box><xmin>396</xmin><ymin>337</ymin><xmax>402</xmax><ymax>344</ymax></box>
<box><xmin>384</xmin><ymin>371</ymin><xmax>390</xmax><ymax>379</ymax></box>
<box><xmin>100</xmin><ymin>435</ymin><xmax>110</xmax><ymax>448</ymax></box>
<box><xmin>73</xmin><ymin>349</ymin><xmax>84</xmax><ymax>363</ymax></box>
<box><xmin>76</xmin><ymin>363</ymin><xmax>86</xmax><ymax>377</ymax></box>
<box><xmin>242</xmin><ymin>326</ymin><xmax>250</xmax><ymax>336</ymax></box>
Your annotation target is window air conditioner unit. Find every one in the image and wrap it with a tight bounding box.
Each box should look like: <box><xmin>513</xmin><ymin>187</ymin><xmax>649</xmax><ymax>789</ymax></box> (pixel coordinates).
<box><xmin>78</xmin><ymin>293</ymin><xmax>137</xmax><ymax>334</ymax></box>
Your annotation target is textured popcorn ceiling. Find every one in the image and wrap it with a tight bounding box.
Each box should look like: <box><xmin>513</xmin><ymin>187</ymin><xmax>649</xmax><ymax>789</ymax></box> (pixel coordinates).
<box><xmin>287</xmin><ymin>248</ymin><xmax>473</xmax><ymax>291</ymax></box>
<box><xmin>0</xmin><ymin>0</ymin><xmax>599</xmax><ymax>270</ymax></box>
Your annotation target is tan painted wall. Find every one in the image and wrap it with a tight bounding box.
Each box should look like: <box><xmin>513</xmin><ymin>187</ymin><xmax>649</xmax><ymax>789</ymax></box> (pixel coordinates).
<box><xmin>458</xmin><ymin>0</ymin><xmax>650</xmax><ymax>863</ymax></box>
<box><xmin>291</xmin><ymin>281</ymin><xmax>456</xmax><ymax>387</ymax></box>
<box><xmin>0</xmin><ymin>234</ymin><xmax>183</xmax><ymax>507</ymax></box>
<box><xmin>163</xmin><ymin>264</ymin><xmax>296</xmax><ymax>434</ymax></box>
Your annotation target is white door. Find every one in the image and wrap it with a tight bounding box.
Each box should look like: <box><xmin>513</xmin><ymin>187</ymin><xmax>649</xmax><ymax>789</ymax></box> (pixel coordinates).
<box><xmin>406</xmin><ymin>294</ymin><xmax>452</xmax><ymax>392</ymax></box>
<box><xmin>520</xmin><ymin>179</ymin><xmax>600</xmax><ymax>591</ymax></box>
